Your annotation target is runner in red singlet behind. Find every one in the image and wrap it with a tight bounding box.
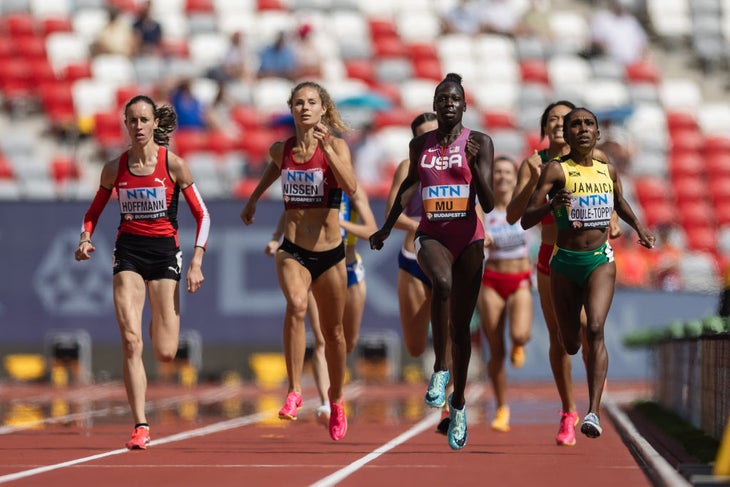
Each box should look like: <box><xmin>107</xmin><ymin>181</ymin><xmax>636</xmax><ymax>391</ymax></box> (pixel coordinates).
<box><xmin>75</xmin><ymin>95</ymin><xmax>210</xmax><ymax>450</ymax></box>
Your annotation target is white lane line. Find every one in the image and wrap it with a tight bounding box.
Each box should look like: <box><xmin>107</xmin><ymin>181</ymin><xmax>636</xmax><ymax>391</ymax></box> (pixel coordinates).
<box><xmin>309</xmin><ymin>385</ymin><xmax>484</xmax><ymax>487</ymax></box>
<box><xmin>0</xmin><ymin>386</ymin><xmax>362</xmax><ymax>484</ymax></box>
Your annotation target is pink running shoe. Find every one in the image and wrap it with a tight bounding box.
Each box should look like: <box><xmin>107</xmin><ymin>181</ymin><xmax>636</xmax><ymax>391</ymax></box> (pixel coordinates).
<box><xmin>329</xmin><ymin>398</ymin><xmax>347</xmax><ymax>441</ymax></box>
<box><xmin>126</xmin><ymin>425</ymin><xmax>150</xmax><ymax>450</ymax></box>
<box><xmin>278</xmin><ymin>392</ymin><xmax>303</xmax><ymax>420</ymax></box>
<box><xmin>555</xmin><ymin>411</ymin><xmax>579</xmax><ymax>446</ymax></box>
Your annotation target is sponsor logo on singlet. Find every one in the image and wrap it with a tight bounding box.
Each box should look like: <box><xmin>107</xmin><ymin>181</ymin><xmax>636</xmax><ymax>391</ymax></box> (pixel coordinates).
<box><xmin>422</xmin><ymin>184</ymin><xmax>469</xmax><ymax>221</ymax></box>
<box><xmin>119</xmin><ymin>186</ymin><xmax>168</xmax><ymax>220</ymax></box>
<box><xmin>281</xmin><ymin>168</ymin><xmax>325</xmax><ymax>204</ymax></box>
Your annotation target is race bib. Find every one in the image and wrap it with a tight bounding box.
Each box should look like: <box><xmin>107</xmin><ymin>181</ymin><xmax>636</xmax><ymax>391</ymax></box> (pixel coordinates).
<box><xmin>281</xmin><ymin>168</ymin><xmax>325</xmax><ymax>205</ymax></box>
<box><xmin>422</xmin><ymin>184</ymin><xmax>470</xmax><ymax>221</ymax></box>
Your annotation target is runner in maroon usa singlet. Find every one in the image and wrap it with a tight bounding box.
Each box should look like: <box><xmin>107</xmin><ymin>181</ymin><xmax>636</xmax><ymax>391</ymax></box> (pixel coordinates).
<box><xmin>75</xmin><ymin>95</ymin><xmax>210</xmax><ymax>451</ymax></box>
<box><xmin>370</xmin><ymin>73</ymin><xmax>494</xmax><ymax>450</ymax></box>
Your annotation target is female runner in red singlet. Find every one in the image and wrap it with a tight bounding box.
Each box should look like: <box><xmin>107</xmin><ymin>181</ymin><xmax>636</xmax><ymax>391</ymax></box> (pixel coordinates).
<box><xmin>75</xmin><ymin>95</ymin><xmax>210</xmax><ymax>450</ymax></box>
<box><xmin>240</xmin><ymin>81</ymin><xmax>357</xmax><ymax>441</ymax></box>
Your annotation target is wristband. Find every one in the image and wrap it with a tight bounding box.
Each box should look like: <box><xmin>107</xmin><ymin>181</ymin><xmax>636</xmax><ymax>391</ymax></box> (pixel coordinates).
<box><xmin>79</xmin><ymin>239</ymin><xmax>91</xmax><ymax>245</ymax></box>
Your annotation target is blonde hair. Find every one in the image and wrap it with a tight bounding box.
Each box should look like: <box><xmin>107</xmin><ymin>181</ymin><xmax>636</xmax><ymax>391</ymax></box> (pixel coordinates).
<box><xmin>288</xmin><ymin>81</ymin><xmax>350</xmax><ymax>134</ymax></box>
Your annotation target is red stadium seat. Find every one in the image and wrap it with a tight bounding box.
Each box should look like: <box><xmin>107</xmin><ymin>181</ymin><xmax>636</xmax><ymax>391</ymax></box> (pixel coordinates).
<box><xmin>0</xmin><ymin>58</ymin><xmax>31</xmax><ymax>100</ymax></box>
<box><xmin>40</xmin><ymin>17</ymin><xmax>72</xmax><ymax>37</ymax></box>
<box><xmin>524</xmin><ymin>131</ymin><xmax>543</xmax><ymax>154</ymax></box>
<box><xmin>28</xmin><ymin>59</ymin><xmax>57</xmax><ymax>89</ymax></box>
<box><xmin>625</xmin><ymin>60</ymin><xmax>659</xmax><ymax>84</ymax></box>
<box><xmin>0</xmin><ymin>153</ymin><xmax>14</xmax><ymax>180</ymax></box>
<box><xmin>482</xmin><ymin>110</ymin><xmax>517</xmax><ymax>130</ymax></box>
<box><xmin>63</xmin><ymin>62</ymin><xmax>92</xmax><ymax>83</ymax></box>
<box><xmin>634</xmin><ymin>176</ymin><xmax>671</xmax><ymax>205</ymax></box>
<box><xmin>704</xmin><ymin>136</ymin><xmax>730</xmax><ymax>156</ymax></box>
<box><xmin>345</xmin><ymin>59</ymin><xmax>376</xmax><ymax>85</ymax></box>
<box><xmin>407</xmin><ymin>42</ymin><xmax>439</xmax><ymax>63</ymax></box>
<box><xmin>257</xmin><ymin>0</ymin><xmax>286</xmax><ymax>10</ymax></box>
<box><xmin>93</xmin><ymin>111</ymin><xmax>125</xmax><ymax>150</ymax></box>
<box><xmin>671</xmin><ymin>175</ymin><xmax>705</xmax><ymax>202</ymax></box>
<box><xmin>185</xmin><ymin>0</ymin><xmax>213</xmax><ymax>12</ymax></box>
<box><xmin>373</xmin><ymin>35</ymin><xmax>407</xmax><ymax>58</ymax></box>
<box><xmin>204</xmin><ymin>130</ymin><xmax>237</xmax><ymax>155</ymax></box>
<box><xmin>238</xmin><ymin>127</ymin><xmax>275</xmax><ymax>172</ymax></box>
<box><xmin>0</xmin><ymin>35</ymin><xmax>14</xmax><ymax>60</ymax></box>
<box><xmin>373</xmin><ymin>107</ymin><xmax>415</xmax><ymax>130</ymax></box>
<box><xmin>715</xmin><ymin>200</ymin><xmax>730</xmax><ymax>226</ymax></box>
<box><xmin>641</xmin><ymin>200</ymin><xmax>674</xmax><ymax>228</ymax></box>
<box><xmin>51</xmin><ymin>156</ymin><xmax>80</xmax><ymax>182</ymax></box>
<box><xmin>519</xmin><ymin>60</ymin><xmax>550</xmax><ymax>85</ymax></box>
<box><xmin>666</xmin><ymin>110</ymin><xmax>699</xmax><ymax>133</ymax></box>
<box><xmin>670</xmin><ymin>128</ymin><xmax>704</xmax><ymax>154</ymax></box>
<box><xmin>370</xmin><ymin>82</ymin><xmax>401</xmax><ymax>107</ymax></box>
<box><xmin>108</xmin><ymin>0</ymin><xmax>137</xmax><ymax>12</ymax></box>
<box><xmin>116</xmin><ymin>85</ymin><xmax>140</xmax><ymax>109</ymax></box>
<box><xmin>231</xmin><ymin>104</ymin><xmax>263</xmax><ymax>132</ymax></box>
<box><xmin>679</xmin><ymin>199</ymin><xmax>716</xmax><ymax>228</ymax></box>
<box><xmin>6</xmin><ymin>13</ymin><xmax>36</xmax><ymax>37</ymax></box>
<box><xmin>38</xmin><ymin>80</ymin><xmax>75</xmax><ymax>127</ymax></box>
<box><xmin>369</xmin><ymin>19</ymin><xmax>398</xmax><ymax>38</ymax></box>
<box><xmin>15</xmin><ymin>35</ymin><xmax>46</xmax><ymax>60</ymax></box>
<box><xmin>708</xmin><ymin>176</ymin><xmax>730</xmax><ymax>204</ymax></box>
<box><xmin>684</xmin><ymin>225</ymin><xmax>718</xmax><ymax>254</ymax></box>
<box><xmin>412</xmin><ymin>58</ymin><xmax>442</xmax><ymax>82</ymax></box>
<box><xmin>707</xmin><ymin>153</ymin><xmax>730</xmax><ymax>177</ymax></box>
<box><xmin>232</xmin><ymin>177</ymin><xmax>262</xmax><ymax>199</ymax></box>
<box><xmin>173</xmin><ymin>130</ymin><xmax>208</xmax><ymax>159</ymax></box>
<box><xmin>669</xmin><ymin>151</ymin><xmax>705</xmax><ymax>179</ymax></box>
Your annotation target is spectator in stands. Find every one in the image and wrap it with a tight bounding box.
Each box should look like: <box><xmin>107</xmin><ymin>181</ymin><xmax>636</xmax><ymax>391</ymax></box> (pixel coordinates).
<box><xmin>350</xmin><ymin>122</ymin><xmax>391</xmax><ymax>189</ymax></box>
<box><xmin>91</xmin><ymin>7</ymin><xmax>135</xmax><ymax>57</ymax></box>
<box><xmin>521</xmin><ymin>107</ymin><xmax>654</xmax><ymax>440</ymax></box>
<box><xmin>169</xmin><ymin>79</ymin><xmax>209</xmax><ymax>131</ymax></box>
<box><xmin>132</xmin><ymin>1</ymin><xmax>163</xmax><ymax>56</ymax></box>
<box><xmin>293</xmin><ymin>23</ymin><xmax>323</xmax><ymax>79</ymax></box>
<box><xmin>208</xmin><ymin>31</ymin><xmax>256</xmax><ymax>84</ymax></box>
<box><xmin>649</xmin><ymin>223</ymin><xmax>682</xmax><ymax>291</ymax></box>
<box><xmin>515</xmin><ymin>0</ymin><xmax>552</xmax><ymax>41</ymax></box>
<box><xmin>586</xmin><ymin>0</ymin><xmax>649</xmax><ymax>65</ymax></box>
<box><xmin>257</xmin><ymin>31</ymin><xmax>298</xmax><ymax>80</ymax></box>
<box><xmin>207</xmin><ymin>82</ymin><xmax>240</xmax><ymax>137</ymax></box>
<box><xmin>441</xmin><ymin>0</ymin><xmax>485</xmax><ymax>35</ymax></box>
<box><xmin>481</xmin><ymin>0</ymin><xmax>525</xmax><ymax>37</ymax></box>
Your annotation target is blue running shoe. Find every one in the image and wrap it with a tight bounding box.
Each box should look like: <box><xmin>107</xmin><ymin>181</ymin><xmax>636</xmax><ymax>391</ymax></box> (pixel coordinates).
<box><xmin>447</xmin><ymin>393</ymin><xmax>467</xmax><ymax>450</ymax></box>
<box><xmin>580</xmin><ymin>412</ymin><xmax>602</xmax><ymax>438</ymax></box>
<box><xmin>424</xmin><ymin>370</ymin><xmax>450</xmax><ymax>408</ymax></box>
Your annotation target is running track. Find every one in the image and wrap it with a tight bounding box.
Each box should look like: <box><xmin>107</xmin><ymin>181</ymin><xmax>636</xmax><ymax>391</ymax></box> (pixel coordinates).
<box><xmin>0</xmin><ymin>380</ymin><xmax>687</xmax><ymax>487</ymax></box>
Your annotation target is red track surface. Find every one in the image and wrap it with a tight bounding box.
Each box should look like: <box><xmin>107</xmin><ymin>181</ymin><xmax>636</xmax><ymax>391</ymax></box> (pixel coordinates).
<box><xmin>0</xmin><ymin>380</ymin><xmax>655</xmax><ymax>486</ymax></box>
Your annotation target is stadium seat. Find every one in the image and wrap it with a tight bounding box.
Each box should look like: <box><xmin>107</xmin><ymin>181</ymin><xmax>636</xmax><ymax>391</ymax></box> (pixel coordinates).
<box><xmin>669</xmin><ymin>151</ymin><xmax>705</xmax><ymax>178</ymax></box>
<box><xmin>697</xmin><ymin>102</ymin><xmax>730</xmax><ymax>136</ymax></box>
<box><xmin>625</xmin><ymin>60</ymin><xmax>660</xmax><ymax>84</ymax></box>
<box><xmin>684</xmin><ymin>225</ymin><xmax>718</xmax><ymax>254</ymax></box>
<box><xmin>679</xmin><ymin>199</ymin><xmax>716</xmax><ymax>228</ymax></box>
<box><xmin>407</xmin><ymin>42</ymin><xmax>439</xmax><ymax>63</ymax></box>
<box><xmin>71</xmin><ymin>8</ymin><xmax>109</xmax><ymax>43</ymax></box>
<box><xmin>634</xmin><ymin>175</ymin><xmax>672</xmax><ymax>205</ymax></box>
<box><xmin>0</xmin><ymin>153</ymin><xmax>14</xmax><ymax>180</ymax></box>
<box><xmin>27</xmin><ymin>59</ymin><xmax>57</xmax><ymax>90</ymax></box>
<box><xmin>709</xmin><ymin>175</ymin><xmax>730</xmax><ymax>204</ymax></box>
<box><xmin>372</xmin><ymin>35</ymin><xmax>407</xmax><ymax>58</ymax></box>
<box><xmin>640</xmin><ymin>200</ymin><xmax>674</xmax><ymax>228</ymax></box>
<box><xmin>231</xmin><ymin>104</ymin><xmax>264</xmax><ymax>132</ymax></box>
<box><xmin>548</xmin><ymin>10</ymin><xmax>590</xmax><ymax>55</ymax></box>
<box><xmin>375</xmin><ymin>57</ymin><xmax>413</xmax><ymax>84</ymax></box>
<box><xmin>15</xmin><ymin>34</ymin><xmax>46</xmax><ymax>61</ymax></box>
<box><xmin>188</xmin><ymin>32</ymin><xmax>229</xmax><ymax>72</ymax></box>
<box><xmin>238</xmin><ymin>127</ymin><xmax>275</xmax><ymax>172</ymax></box>
<box><xmin>671</xmin><ymin>174</ymin><xmax>705</xmax><ymax>202</ymax></box>
<box><xmin>63</xmin><ymin>61</ymin><xmax>92</xmax><ymax>83</ymax></box>
<box><xmin>50</xmin><ymin>156</ymin><xmax>80</xmax><ymax>183</ymax></box>
<box><xmin>715</xmin><ymin>200</ymin><xmax>730</xmax><ymax>226</ymax></box>
<box><xmin>412</xmin><ymin>58</ymin><xmax>442</xmax><ymax>82</ymax></box>
<box><xmin>482</xmin><ymin>110</ymin><xmax>517</xmax><ymax>130</ymax></box>
<box><xmin>45</xmin><ymin>32</ymin><xmax>90</xmax><ymax>76</ymax></box>
<box><xmin>704</xmin><ymin>135</ymin><xmax>730</xmax><ymax>155</ymax></box>
<box><xmin>399</xmin><ymin>78</ymin><xmax>437</xmax><ymax>113</ymax></box>
<box><xmin>6</xmin><ymin>12</ymin><xmax>36</xmax><ymax>38</ymax></box>
<box><xmin>38</xmin><ymin>80</ymin><xmax>75</xmax><ymax>127</ymax></box>
<box><xmin>173</xmin><ymin>130</ymin><xmax>208</xmax><ymax>159</ymax></box>
<box><xmin>519</xmin><ymin>59</ymin><xmax>549</xmax><ymax>85</ymax></box>
<box><xmin>91</xmin><ymin>54</ymin><xmax>135</xmax><ymax>88</ymax></box>
<box><xmin>659</xmin><ymin>78</ymin><xmax>703</xmax><ymax>112</ymax></box>
<box><xmin>582</xmin><ymin>79</ymin><xmax>630</xmax><ymax>110</ymax></box>
<box><xmin>670</xmin><ymin>129</ymin><xmax>704</xmax><ymax>154</ymax></box>
<box><xmin>204</xmin><ymin>130</ymin><xmax>237</xmax><ymax>155</ymax></box>
<box><xmin>372</xmin><ymin>107</ymin><xmax>416</xmax><ymax>130</ymax></box>
<box><xmin>396</xmin><ymin>10</ymin><xmax>440</xmax><ymax>42</ymax></box>
<box><xmin>93</xmin><ymin>111</ymin><xmax>125</xmax><ymax>151</ymax></box>
<box><xmin>666</xmin><ymin>110</ymin><xmax>699</xmax><ymax>133</ymax></box>
<box><xmin>707</xmin><ymin>153</ymin><xmax>730</xmax><ymax>178</ymax></box>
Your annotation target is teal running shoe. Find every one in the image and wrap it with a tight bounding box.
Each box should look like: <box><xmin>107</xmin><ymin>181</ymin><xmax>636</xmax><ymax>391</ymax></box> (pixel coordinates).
<box><xmin>424</xmin><ymin>370</ymin><xmax>450</xmax><ymax>408</ymax></box>
<box><xmin>447</xmin><ymin>393</ymin><xmax>467</xmax><ymax>450</ymax></box>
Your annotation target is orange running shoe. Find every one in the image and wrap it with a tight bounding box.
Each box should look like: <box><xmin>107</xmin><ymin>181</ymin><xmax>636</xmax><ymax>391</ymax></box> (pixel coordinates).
<box><xmin>555</xmin><ymin>411</ymin><xmax>579</xmax><ymax>446</ymax></box>
<box><xmin>491</xmin><ymin>405</ymin><xmax>511</xmax><ymax>432</ymax></box>
<box><xmin>510</xmin><ymin>345</ymin><xmax>525</xmax><ymax>368</ymax></box>
<box><xmin>329</xmin><ymin>398</ymin><xmax>347</xmax><ymax>441</ymax></box>
<box><xmin>278</xmin><ymin>392</ymin><xmax>303</xmax><ymax>420</ymax></box>
<box><xmin>126</xmin><ymin>425</ymin><xmax>150</xmax><ymax>450</ymax></box>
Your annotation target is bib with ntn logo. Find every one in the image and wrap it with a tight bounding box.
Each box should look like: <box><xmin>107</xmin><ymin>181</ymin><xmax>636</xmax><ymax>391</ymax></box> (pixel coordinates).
<box><xmin>551</xmin><ymin>157</ymin><xmax>614</xmax><ymax>230</ymax></box>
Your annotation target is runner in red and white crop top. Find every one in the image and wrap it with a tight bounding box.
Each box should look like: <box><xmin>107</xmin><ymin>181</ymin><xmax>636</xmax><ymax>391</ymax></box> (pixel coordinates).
<box><xmin>280</xmin><ymin>136</ymin><xmax>342</xmax><ymax>210</ymax></box>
